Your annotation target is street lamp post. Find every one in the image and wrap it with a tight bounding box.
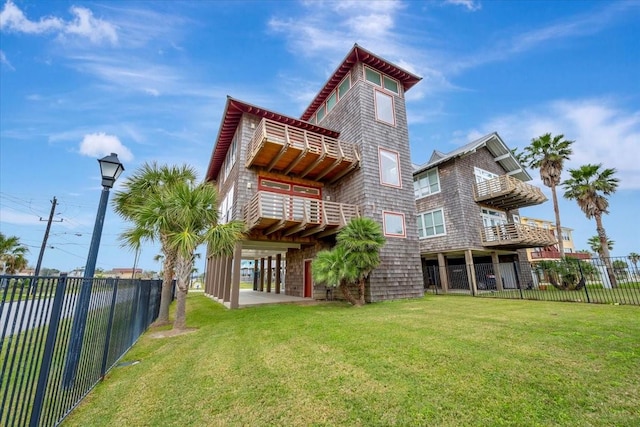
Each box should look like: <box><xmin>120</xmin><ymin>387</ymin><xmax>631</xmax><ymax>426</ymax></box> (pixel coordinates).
<box><xmin>63</xmin><ymin>153</ymin><xmax>124</xmax><ymax>387</ymax></box>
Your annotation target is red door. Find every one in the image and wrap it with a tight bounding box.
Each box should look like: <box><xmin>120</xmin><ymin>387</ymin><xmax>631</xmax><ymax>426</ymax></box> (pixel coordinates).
<box><xmin>304</xmin><ymin>260</ymin><xmax>313</xmax><ymax>298</ymax></box>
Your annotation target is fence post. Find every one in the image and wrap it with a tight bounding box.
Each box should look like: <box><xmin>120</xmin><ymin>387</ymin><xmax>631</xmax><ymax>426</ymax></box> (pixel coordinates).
<box><xmin>514</xmin><ymin>262</ymin><xmax>524</xmax><ymax>300</ymax></box>
<box><xmin>29</xmin><ymin>274</ymin><xmax>67</xmax><ymax>427</ymax></box>
<box><xmin>100</xmin><ymin>278</ymin><xmax>119</xmax><ymax>380</ymax></box>
<box><xmin>578</xmin><ymin>262</ymin><xmax>591</xmax><ymax>303</ymax></box>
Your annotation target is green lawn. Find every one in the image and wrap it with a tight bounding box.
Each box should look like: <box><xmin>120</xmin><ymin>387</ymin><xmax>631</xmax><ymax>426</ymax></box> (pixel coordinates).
<box><xmin>64</xmin><ymin>294</ymin><xmax>640</xmax><ymax>427</ymax></box>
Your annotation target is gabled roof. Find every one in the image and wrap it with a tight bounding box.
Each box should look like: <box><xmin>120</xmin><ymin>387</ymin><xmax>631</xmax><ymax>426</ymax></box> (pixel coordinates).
<box><xmin>300</xmin><ymin>44</ymin><xmax>422</xmax><ymax>121</ymax></box>
<box><xmin>413</xmin><ymin>132</ymin><xmax>532</xmax><ymax>182</ymax></box>
<box><xmin>205</xmin><ymin>97</ymin><xmax>341</xmax><ymax>182</ymax></box>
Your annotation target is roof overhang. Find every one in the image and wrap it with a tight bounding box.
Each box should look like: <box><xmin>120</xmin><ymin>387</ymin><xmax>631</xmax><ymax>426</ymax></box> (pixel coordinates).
<box><xmin>413</xmin><ymin>132</ymin><xmax>532</xmax><ymax>182</ymax></box>
<box><xmin>300</xmin><ymin>44</ymin><xmax>422</xmax><ymax>121</ymax></box>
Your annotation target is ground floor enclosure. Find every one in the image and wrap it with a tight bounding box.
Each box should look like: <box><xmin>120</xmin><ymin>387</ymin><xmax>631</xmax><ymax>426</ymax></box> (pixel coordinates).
<box><xmin>204</xmin><ymin>238</ymin><xmax>425</xmax><ymax>308</ymax></box>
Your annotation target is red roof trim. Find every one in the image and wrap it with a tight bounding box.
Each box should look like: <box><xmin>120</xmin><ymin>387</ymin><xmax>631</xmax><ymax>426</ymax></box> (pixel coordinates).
<box><xmin>300</xmin><ymin>44</ymin><xmax>422</xmax><ymax>121</ymax></box>
<box><xmin>205</xmin><ymin>97</ymin><xmax>340</xmax><ymax>182</ymax></box>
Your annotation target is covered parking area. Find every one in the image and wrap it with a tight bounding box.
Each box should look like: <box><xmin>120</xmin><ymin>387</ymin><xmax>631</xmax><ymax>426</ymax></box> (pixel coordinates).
<box><xmin>204</xmin><ymin>240</ymin><xmax>307</xmax><ymax>309</ymax></box>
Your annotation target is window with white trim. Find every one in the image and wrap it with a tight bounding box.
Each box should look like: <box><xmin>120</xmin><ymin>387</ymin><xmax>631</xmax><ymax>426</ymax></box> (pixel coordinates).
<box><xmin>474</xmin><ymin>167</ymin><xmax>498</xmax><ymax>183</ymax></box>
<box><xmin>383</xmin><ymin>211</ymin><xmax>406</xmax><ymax>237</ymax></box>
<box><xmin>221</xmin><ymin>133</ymin><xmax>238</xmax><ymax>182</ymax></box>
<box><xmin>481</xmin><ymin>208</ymin><xmax>507</xmax><ymax>227</ymax></box>
<box><xmin>219</xmin><ymin>184</ymin><xmax>234</xmax><ymax>224</ymax></box>
<box><xmin>413</xmin><ymin>168</ymin><xmax>440</xmax><ymax>198</ymax></box>
<box><xmin>417</xmin><ymin>209</ymin><xmax>446</xmax><ymax>238</ymax></box>
<box><xmin>374</xmin><ymin>90</ymin><xmax>395</xmax><ymax>125</ymax></box>
<box><xmin>379</xmin><ymin>148</ymin><xmax>401</xmax><ymax>187</ymax></box>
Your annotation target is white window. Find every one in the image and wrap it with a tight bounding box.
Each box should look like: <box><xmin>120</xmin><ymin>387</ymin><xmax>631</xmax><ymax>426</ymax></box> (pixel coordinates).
<box><xmin>474</xmin><ymin>167</ymin><xmax>498</xmax><ymax>183</ymax></box>
<box><xmin>383</xmin><ymin>211</ymin><xmax>405</xmax><ymax>238</ymax></box>
<box><xmin>413</xmin><ymin>169</ymin><xmax>440</xmax><ymax>198</ymax></box>
<box><xmin>221</xmin><ymin>133</ymin><xmax>238</xmax><ymax>182</ymax></box>
<box><xmin>417</xmin><ymin>209</ymin><xmax>446</xmax><ymax>238</ymax></box>
<box><xmin>379</xmin><ymin>148</ymin><xmax>401</xmax><ymax>188</ymax></box>
<box><xmin>481</xmin><ymin>208</ymin><xmax>507</xmax><ymax>227</ymax></box>
<box><xmin>219</xmin><ymin>184</ymin><xmax>234</xmax><ymax>224</ymax></box>
<box><xmin>374</xmin><ymin>90</ymin><xmax>395</xmax><ymax>125</ymax></box>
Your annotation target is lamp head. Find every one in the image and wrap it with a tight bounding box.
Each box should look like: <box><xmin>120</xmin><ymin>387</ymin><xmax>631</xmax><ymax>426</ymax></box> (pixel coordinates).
<box><xmin>98</xmin><ymin>153</ymin><xmax>125</xmax><ymax>188</ymax></box>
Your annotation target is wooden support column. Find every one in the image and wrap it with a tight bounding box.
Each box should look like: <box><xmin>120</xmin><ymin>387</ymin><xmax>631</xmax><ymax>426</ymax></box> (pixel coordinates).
<box><xmin>205</xmin><ymin>256</ymin><xmax>213</xmax><ymax>296</ymax></box>
<box><xmin>222</xmin><ymin>255</ymin><xmax>232</xmax><ymax>303</ymax></box>
<box><xmin>216</xmin><ymin>255</ymin><xmax>224</xmax><ymax>300</ymax></box>
<box><xmin>437</xmin><ymin>253</ymin><xmax>449</xmax><ymax>292</ymax></box>
<box><xmin>230</xmin><ymin>243</ymin><xmax>242</xmax><ymax>309</ymax></box>
<box><xmin>275</xmin><ymin>253</ymin><xmax>282</xmax><ymax>294</ymax></box>
<box><xmin>213</xmin><ymin>256</ymin><xmax>221</xmax><ymax>299</ymax></box>
<box><xmin>492</xmin><ymin>252</ymin><xmax>504</xmax><ymax>291</ymax></box>
<box><xmin>465</xmin><ymin>250</ymin><xmax>478</xmax><ymax>295</ymax></box>
<box><xmin>267</xmin><ymin>256</ymin><xmax>272</xmax><ymax>293</ymax></box>
<box><xmin>260</xmin><ymin>258</ymin><xmax>265</xmax><ymax>292</ymax></box>
<box><xmin>253</xmin><ymin>259</ymin><xmax>259</xmax><ymax>291</ymax></box>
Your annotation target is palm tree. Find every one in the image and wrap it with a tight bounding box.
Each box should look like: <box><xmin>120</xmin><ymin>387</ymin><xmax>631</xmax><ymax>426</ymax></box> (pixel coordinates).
<box><xmin>563</xmin><ymin>164</ymin><xmax>619</xmax><ymax>287</ymax></box>
<box><xmin>523</xmin><ymin>133</ymin><xmax>574</xmax><ymax>255</ymax></box>
<box><xmin>312</xmin><ymin>217</ymin><xmax>385</xmax><ymax>306</ymax></box>
<box><xmin>113</xmin><ymin>162</ymin><xmax>197</xmax><ymax>326</ymax></box>
<box><xmin>337</xmin><ymin>217</ymin><xmax>386</xmax><ymax>305</ymax></box>
<box><xmin>0</xmin><ymin>232</ymin><xmax>29</xmax><ymax>274</ymax></box>
<box><xmin>157</xmin><ymin>180</ymin><xmax>244</xmax><ymax>330</ymax></box>
<box><xmin>587</xmin><ymin>235</ymin><xmax>614</xmax><ymax>256</ymax></box>
<box><xmin>312</xmin><ymin>246</ymin><xmax>358</xmax><ymax>305</ymax></box>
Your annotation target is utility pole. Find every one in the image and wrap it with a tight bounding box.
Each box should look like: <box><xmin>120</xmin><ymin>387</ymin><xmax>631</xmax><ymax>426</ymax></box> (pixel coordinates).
<box><xmin>34</xmin><ymin>197</ymin><xmax>63</xmax><ymax>277</ymax></box>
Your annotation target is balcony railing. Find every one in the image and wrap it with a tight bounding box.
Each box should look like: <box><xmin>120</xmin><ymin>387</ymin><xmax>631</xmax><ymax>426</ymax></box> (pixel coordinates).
<box><xmin>481</xmin><ymin>223</ymin><xmax>557</xmax><ymax>249</ymax></box>
<box><xmin>243</xmin><ymin>191</ymin><xmax>361</xmax><ymax>238</ymax></box>
<box><xmin>531</xmin><ymin>250</ymin><xmax>592</xmax><ymax>260</ymax></box>
<box><xmin>473</xmin><ymin>175</ymin><xmax>547</xmax><ymax>210</ymax></box>
<box><xmin>245</xmin><ymin>119</ymin><xmax>360</xmax><ymax>183</ymax></box>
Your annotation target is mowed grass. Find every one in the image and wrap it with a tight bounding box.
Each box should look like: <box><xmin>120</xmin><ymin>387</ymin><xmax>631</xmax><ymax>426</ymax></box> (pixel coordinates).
<box><xmin>64</xmin><ymin>294</ymin><xmax>640</xmax><ymax>427</ymax></box>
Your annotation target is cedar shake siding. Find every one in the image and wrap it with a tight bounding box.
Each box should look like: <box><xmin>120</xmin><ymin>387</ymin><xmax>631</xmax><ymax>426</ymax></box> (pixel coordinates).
<box><xmin>204</xmin><ymin>44</ymin><xmax>424</xmax><ymax>306</ymax></box>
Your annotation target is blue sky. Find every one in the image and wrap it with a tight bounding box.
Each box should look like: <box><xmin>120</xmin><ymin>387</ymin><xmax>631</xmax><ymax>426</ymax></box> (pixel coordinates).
<box><xmin>1</xmin><ymin>0</ymin><xmax>639</xmax><ymax>275</ymax></box>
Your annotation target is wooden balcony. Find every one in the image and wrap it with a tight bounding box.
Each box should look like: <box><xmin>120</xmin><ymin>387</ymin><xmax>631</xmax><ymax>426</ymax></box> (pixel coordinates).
<box><xmin>243</xmin><ymin>191</ymin><xmax>361</xmax><ymax>238</ymax></box>
<box><xmin>245</xmin><ymin>119</ymin><xmax>360</xmax><ymax>183</ymax></box>
<box><xmin>473</xmin><ymin>175</ymin><xmax>547</xmax><ymax>210</ymax></box>
<box><xmin>480</xmin><ymin>223</ymin><xmax>557</xmax><ymax>249</ymax></box>
<box><xmin>531</xmin><ymin>250</ymin><xmax>592</xmax><ymax>260</ymax></box>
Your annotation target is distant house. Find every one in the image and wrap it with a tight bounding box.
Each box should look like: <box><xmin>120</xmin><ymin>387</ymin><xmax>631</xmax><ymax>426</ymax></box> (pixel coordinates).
<box><xmin>412</xmin><ymin>133</ymin><xmax>556</xmax><ymax>292</ymax></box>
<box><xmin>108</xmin><ymin>268</ymin><xmax>143</xmax><ymax>279</ymax></box>
<box><xmin>519</xmin><ymin>216</ymin><xmax>590</xmax><ymax>261</ymax></box>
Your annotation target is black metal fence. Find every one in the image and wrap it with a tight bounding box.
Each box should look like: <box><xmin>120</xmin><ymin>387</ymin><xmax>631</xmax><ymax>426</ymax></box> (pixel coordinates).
<box><xmin>424</xmin><ymin>256</ymin><xmax>640</xmax><ymax>306</ymax></box>
<box><xmin>0</xmin><ymin>274</ymin><xmax>162</xmax><ymax>427</ymax></box>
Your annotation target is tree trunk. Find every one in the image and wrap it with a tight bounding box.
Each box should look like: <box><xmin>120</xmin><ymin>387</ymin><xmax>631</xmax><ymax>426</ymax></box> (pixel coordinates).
<box><xmin>154</xmin><ymin>238</ymin><xmax>176</xmax><ymax>326</ymax></box>
<box><xmin>173</xmin><ymin>255</ymin><xmax>192</xmax><ymax>330</ymax></box>
<box><xmin>357</xmin><ymin>277</ymin><xmax>366</xmax><ymax>306</ymax></box>
<box><xmin>339</xmin><ymin>281</ymin><xmax>359</xmax><ymax>306</ymax></box>
<box><xmin>595</xmin><ymin>214</ymin><xmax>617</xmax><ymax>288</ymax></box>
<box><xmin>551</xmin><ymin>184</ymin><xmax>565</xmax><ymax>255</ymax></box>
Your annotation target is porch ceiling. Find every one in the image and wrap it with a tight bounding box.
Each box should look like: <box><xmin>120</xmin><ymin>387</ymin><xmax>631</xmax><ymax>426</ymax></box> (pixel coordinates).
<box><xmin>240</xmin><ymin>240</ymin><xmax>300</xmax><ymax>260</ymax></box>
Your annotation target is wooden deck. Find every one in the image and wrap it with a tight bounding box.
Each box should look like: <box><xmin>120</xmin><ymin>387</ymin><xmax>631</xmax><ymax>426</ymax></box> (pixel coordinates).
<box><xmin>480</xmin><ymin>223</ymin><xmax>557</xmax><ymax>249</ymax></box>
<box><xmin>473</xmin><ymin>175</ymin><xmax>547</xmax><ymax>210</ymax></box>
<box><xmin>243</xmin><ymin>191</ymin><xmax>361</xmax><ymax>238</ymax></box>
<box><xmin>245</xmin><ymin>119</ymin><xmax>360</xmax><ymax>183</ymax></box>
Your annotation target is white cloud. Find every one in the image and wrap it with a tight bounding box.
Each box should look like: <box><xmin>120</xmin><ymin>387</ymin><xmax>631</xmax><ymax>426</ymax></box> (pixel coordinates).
<box><xmin>79</xmin><ymin>133</ymin><xmax>134</xmax><ymax>162</ymax></box>
<box><xmin>0</xmin><ymin>0</ymin><xmax>117</xmax><ymax>45</ymax></box>
<box><xmin>444</xmin><ymin>0</ymin><xmax>481</xmax><ymax>12</ymax></box>
<box><xmin>0</xmin><ymin>49</ymin><xmax>13</xmax><ymax>70</ymax></box>
<box><xmin>62</xmin><ymin>6</ymin><xmax>118</xmax><ymax>45</ymax></box>
<box><xmin>462</xmin><ymin>98</ymin><xmax>640</xmax><ymax>190</ymax></box>
<box><xmin>0</xmin><ymin>208</ymin><xmax>41</xmax><ymax>225</ymax></box>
